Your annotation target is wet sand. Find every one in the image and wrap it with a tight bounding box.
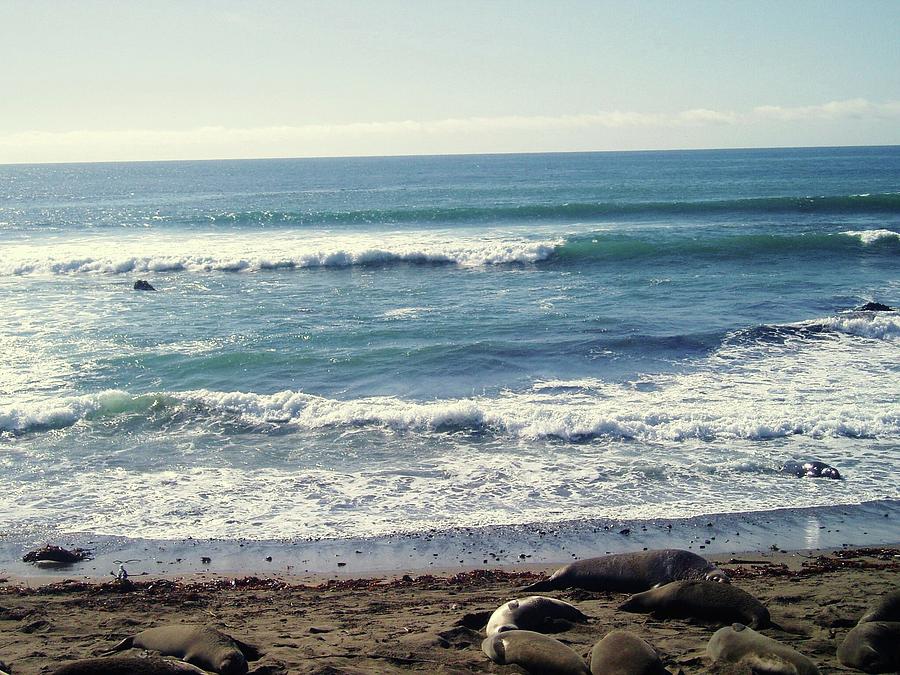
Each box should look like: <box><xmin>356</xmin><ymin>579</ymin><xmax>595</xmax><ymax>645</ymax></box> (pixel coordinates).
<box><xmin>0</xmin><ymin>546</ymin><xmax>897</xmax><ymax>674</ymax></box>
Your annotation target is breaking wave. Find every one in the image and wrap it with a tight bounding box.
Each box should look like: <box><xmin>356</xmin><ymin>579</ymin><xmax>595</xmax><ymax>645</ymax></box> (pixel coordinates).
<box><xmin>3</xmin><ymin>228</ymin><xmax>897</xmax><ymax>276</ymax></box>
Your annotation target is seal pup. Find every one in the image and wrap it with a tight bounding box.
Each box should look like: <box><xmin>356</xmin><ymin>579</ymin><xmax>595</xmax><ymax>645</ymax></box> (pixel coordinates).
<box><xmin>486</xmin><ymin>596</ymin><xmax>589</xmax><ymax>636</ymax></box>
<box><xmin>707</xmin><ymin>623</ymin><xmax>819</xmax><ymax>675</ymax></box>
<box><xmin>523</xmin><ymin>549</ymin><xmax>728</xmax><ymax>593</ymax></box>
<box><xmin>858</xmin><ymin>589</ymin><xmax>900</xmax><ymax>624</ymax></box>
<box><xmin>781</xmin><ymin>460</ymin><xmax>841</xmax><ymax>479</ymax></box>
<box><xmin>590</xmin><ymin>630</ymin><xmax>671</xmax><ymax>675</ymax></box>
<box><xmin>619</xmin><ymin>580</ymin><xmax>772</xmax><ymax>628</ymax></box>
<box><xmin>837</xmin><ymin>621</ymin><xmax>900</xmax><ymax>673</ymax></box>
<box><xmin>52</xmin><ymin>656</ymin><xmax>208</xmax><ymax>675</ymax></box>
<box><xmin>105</xmin><ymin>625</ymin><xmax>258</xmax><ymax>675</ymax></box>
<box><xmin>482</xmin><ymin>629</ymin><xmax>590</xmax><ymax>674</ymax></box>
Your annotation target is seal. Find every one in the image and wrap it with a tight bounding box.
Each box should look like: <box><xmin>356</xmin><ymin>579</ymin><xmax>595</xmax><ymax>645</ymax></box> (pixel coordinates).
<box><xmin>134</xmin><ymin>280</ymin><xmax>157</xmax><ymax>291</ymax></box>
<box><xmin>707</xmin><ymin>623</ymin><xmax>819</xmax><ymax>675</ymax></box>
<box><xmin>781</xmin><ymin>460</ymin><xmax>841</xmax><ymax>479</ymax></box>
<box><xmin>52</xmin><ymin>656</ymin><xmax>208</xmax><ymax>675</ymax></box>
<box><xmin>619</xmin><ymin>580</ymin><xmax>772</xmax><ymax>628</ymax></box>
<box><xmin>482</xmin><ymin>629</ymin><xmax>590</xmax><ymax>675</ymax></box>
<box><xmin>589</xmin><ymin>630</ymin><xmax>671</xmax><ymax>675</ymax></box>
<box><xmin>486</xmin><ymin>596</ymin><xmax>589</xmax><ymax>636</ymax></box>
<box><xmin>523</xmin><ymin>549</ymin><xmax>728</xmax><ymax>593</ymax></box>
<box><xmin>837</xmin><ymin>621</ymin><xmax>900</xmax><ymax>673</ymax></box>
<box><xmin>859</xmin><ymin>589</ymin><xmax>900</xmax><ymax>624</ymax></box>
<box><xmin>105</xmin><ymin>625</ymin><xmax>259</xmax><ymax>675</ymax></box>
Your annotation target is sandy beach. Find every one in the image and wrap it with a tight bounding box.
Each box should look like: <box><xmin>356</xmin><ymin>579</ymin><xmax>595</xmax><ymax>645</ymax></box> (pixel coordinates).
<box><xmin>0</xmin><ymin>545</ymin><xmax>896</xmax><ymax>674</ymax></box>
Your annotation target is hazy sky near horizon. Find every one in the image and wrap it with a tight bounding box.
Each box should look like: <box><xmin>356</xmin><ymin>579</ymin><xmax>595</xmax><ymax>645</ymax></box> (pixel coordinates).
<box><xmin>2</xmin><ymin>0</ymin><xmax>899</xmax><ymax>163</ymax></box>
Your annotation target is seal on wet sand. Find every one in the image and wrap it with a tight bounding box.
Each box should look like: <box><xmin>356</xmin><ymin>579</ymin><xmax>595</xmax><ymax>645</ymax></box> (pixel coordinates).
<box><xmin>523</xmin><ymin>549</ymin><xmax>728</xmax><ymax>593</ymax></box>
<box><xmin>589</xmin><ymin>630</ymin><xmax>671</xmax><ymax>675</ymax></box>
<box><xmin>858</xmin><ymin>589</ymin><xmax>900</xmax><ymax>624</ymax></box>
<box><xmin>707</xmin><ymin>623</ymin><xmax>819</xmax><ymax>675</ymax></box>
<box><xmin>837</xmin><ymin>621</ymin><xmax>900</xmax><ymax>673</ymax></box>
<box><xmin>482</xmin><ymin>629</ymin><xmax>590</xmax><ymax>675</ymax></box>
<box><xmin>105</xmin><ymin>625</ymin><xmax>259</xmax><ymax>675</ymax></box>
<box><xmin>52</xmin><ymin>656</ymin><xmax>208</xmax><ymax>675</ymax></box>
<box><xmin>486</xmin><ymin>596</ymin><xmax>589</xmax><ymax>636</ymax></box>
<box><xmin>619</xmin><ymin>580</ymin><xmax>772</xmax><ymax>628</ymax></box>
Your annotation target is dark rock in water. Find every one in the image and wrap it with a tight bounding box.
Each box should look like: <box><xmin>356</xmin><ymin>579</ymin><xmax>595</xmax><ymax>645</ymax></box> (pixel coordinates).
<box><xmin>781</xmin><ymin>460</ymin><xmax>841</xmax><ymax>480</ymax></box>
<box><xmin>134</xmin><ymin>279</ymin><xmax>156</xmax><ymax>291</ymax></box>
<box><xmin>22</xmin><ymin>544</ymin><xmax>90</xmax><ymax>565</ymax></box>
<box><xmin>858</xmin><ymin>302</ymin><xmax>893</xmax><ymax>312</ymax></box>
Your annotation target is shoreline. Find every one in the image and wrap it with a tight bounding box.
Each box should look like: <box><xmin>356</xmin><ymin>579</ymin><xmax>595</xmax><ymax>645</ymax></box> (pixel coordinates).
<box><xmin>3</xmin><ymin>498</ymin><xmax>897</xmax><ymax>582</ymax></box>
<box><xmin>0</xmin><ymin>546</ymin><xmax>897</xmax><ymax>674</ymax></box>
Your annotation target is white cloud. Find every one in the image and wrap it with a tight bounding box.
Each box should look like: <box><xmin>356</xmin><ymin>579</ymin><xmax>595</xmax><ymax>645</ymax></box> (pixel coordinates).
<box><xmin>750</xmin><ymin>98</ymin><xmax>900</xmax><ymax>122</ymax></box>
<box><xmin>1</xmin><ymin>99</ymin><xmax>898</xmax><ymax>163</ymax></box>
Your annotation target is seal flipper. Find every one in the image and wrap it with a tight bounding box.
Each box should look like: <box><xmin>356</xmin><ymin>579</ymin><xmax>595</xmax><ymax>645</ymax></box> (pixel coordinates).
<box><xmin>521</xmin><ymin>577</ymin><xmax>559</xmax><ymax>592</ymax></box>
<box><xmin>99</xmin><ymin>636</ymin><xmax>134</xmax><ymax>655</ymax></box>
<box><xmin>232</xmin><ymin>638</ymin><xmax>264</xmax><ymax>662</ymax></box>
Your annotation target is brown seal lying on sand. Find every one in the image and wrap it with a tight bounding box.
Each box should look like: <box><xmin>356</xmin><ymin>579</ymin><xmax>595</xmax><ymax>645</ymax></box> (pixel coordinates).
<box><xmin>619</xmin><ymin>580</ymin><xmax>772</xmax><ymax>628</ymax></box>
<box><xmin>858</xmin><ymin>588</ymin><xmax>900</xmax><ymax>624</ymax></box>
<box><xmin>707</xmin><ymin>623</ymin><xmax>819</xmax><ymax>675</ymax></box>
<box><xmin>837</xmin><ymin>621</ymin><xmax>900</xmax><ymax>673</ymax></box>
<box><xmin>52</xmin><ymin>656</ymin><xmax>208</xmax><ymax>675</ymax></box>
<box><xmin>523</xmin><ymin>549</ymin><xmax>729</xmax><ymax>593</ymax></box>
<box><xmin>105</xmin><ymin>625</ymin><xmax>259</xmax><ymax>675</ymax></box>
<box><xmin>482</xmin><ymin>629</ymin><xmax>590</xmax><ymax>674</ymax></box>
<box><xmin>486</xmin><ymin>596</ymin><xmax>589</xmax><ymax>636</ymax></box>
<box><xmin>589</xmin><ymin>630</ymin><xmax>671</xmax><ymax>675</ymax></box>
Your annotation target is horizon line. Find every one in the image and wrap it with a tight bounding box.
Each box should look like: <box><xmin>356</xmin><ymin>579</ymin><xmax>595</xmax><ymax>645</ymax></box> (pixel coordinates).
<box><xmin>1</xmin><ymin>142</ymin><xmax>898</xmax><ymax>168</ymax></box>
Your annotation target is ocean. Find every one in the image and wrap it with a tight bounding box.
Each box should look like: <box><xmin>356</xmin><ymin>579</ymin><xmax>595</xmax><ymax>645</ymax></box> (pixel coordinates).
<box><xmin>1</xmin><ymin>147</ymin><xmax>898</xmax><ymax>568</ymax></box>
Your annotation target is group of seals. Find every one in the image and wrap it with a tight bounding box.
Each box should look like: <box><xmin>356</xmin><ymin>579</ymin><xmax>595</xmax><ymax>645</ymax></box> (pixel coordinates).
<box><xmin>52</xmin><ymin>625</ymin><xmax>258</xmax><ymax>675</ymax></box>
<box><xmin>838</xmin><ymin>589</ymin><xmax>900</xmax><ymax>673</ymax></box>
<box><xmin>707</xmin><ymin>623</ymin><xmax>819</xmax><ymax>675</ymax></box>
<box><xmin>481</xmin><ymin>626</ymin><xmax>671</xmax><ymax>675</ymax></box>
<box><xmin>523</xmin><ymin>548</ymin><xmax>729</xmax><ymax>593</ymax></box>
<box><xmin>481</xmin><ymin>549</ymin><xmax>762</xmax><ymax>674</ymax></box>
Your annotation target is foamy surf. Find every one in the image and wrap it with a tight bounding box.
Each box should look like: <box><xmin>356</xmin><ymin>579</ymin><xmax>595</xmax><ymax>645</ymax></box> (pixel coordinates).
<box><xmin>4</xmin><ymin>311</ymin><xmax>898</xmax><ymax>440</ymax></box>
<box><xmin>0</xmin><ymin>231</ymin><xmax>563</xmax><ymax>276</ymax></box>
<box><xmin>2</xmin><ymin>148</ymin><xmax>899</xmax><ymax>546</ymax></box>
<box><xmin>842</xmin><ymin>228</ymin><xmax>900</xmax><ymax>244</ymax></box>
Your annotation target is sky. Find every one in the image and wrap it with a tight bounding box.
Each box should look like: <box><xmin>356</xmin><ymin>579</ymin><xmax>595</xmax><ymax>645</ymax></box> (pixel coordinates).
<box><xmin>1</xmin><ymin>0</ymin><xmax>899</xmax><ymax>163</ymax></box>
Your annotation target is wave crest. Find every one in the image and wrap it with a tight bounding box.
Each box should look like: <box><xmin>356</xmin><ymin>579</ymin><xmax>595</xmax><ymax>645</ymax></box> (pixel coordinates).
<box><xmin>4</xmin><ymin>380</ymin><xmax>898</xmax><ymax>441</ymax></box>
<box><xmin>2</xmin><ymin>241</ymin><xmax>559</xmax><ymax>276</ymax></box>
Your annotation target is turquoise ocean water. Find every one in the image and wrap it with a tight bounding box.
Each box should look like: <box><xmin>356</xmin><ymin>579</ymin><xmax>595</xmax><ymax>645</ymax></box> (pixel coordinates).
<box><xmin>1</xmin><ymin>147</ymin><xmax>898</xmax><ymax>546</ymax></box>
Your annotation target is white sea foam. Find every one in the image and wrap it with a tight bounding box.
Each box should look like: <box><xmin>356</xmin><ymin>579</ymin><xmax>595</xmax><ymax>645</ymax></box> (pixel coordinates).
<box><xmin>842</xmin><ymin>228</ymin><xmax>900</xmax><ymax>244</ymax></box>
<box><xmin>4</xmin><ymin>355</ymin><xmax>898</xmax><ymax>441</ymax></box>
<box><xmin>3</xmin><ymin>313</ymin><xmax>899</xmax><ymax>540</ymax></box>
<box><xmin>0</xmin><ymin>230</ymin><xmax>562</xmax><ymax>276</ymax></box>
<box><xmin>817</xmin><ymin>314</ymin><xmax>900</xmax><ymax>340</ymax></box>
